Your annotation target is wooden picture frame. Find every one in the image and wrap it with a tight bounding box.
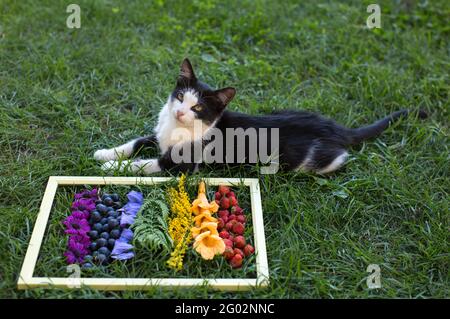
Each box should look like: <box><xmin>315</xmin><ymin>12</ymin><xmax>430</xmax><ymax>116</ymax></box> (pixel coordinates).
<box><xmin>17</xmin><ymin>176</ymin><xmax>269</xmax><ymax>291</ymax></box>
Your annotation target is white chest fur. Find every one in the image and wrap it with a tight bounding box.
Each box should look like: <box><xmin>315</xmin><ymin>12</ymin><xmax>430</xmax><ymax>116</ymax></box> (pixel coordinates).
<box><xmin>154</xmin><ymin>102</ymin><xmax>213</xmax><ymax>154</ymax></box>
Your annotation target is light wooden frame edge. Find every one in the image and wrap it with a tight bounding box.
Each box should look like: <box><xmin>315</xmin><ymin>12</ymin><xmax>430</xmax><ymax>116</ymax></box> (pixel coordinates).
<box><xmin>17</xmin><ymin>176</ymin><xmax>269</xmax><ymax>291</ymax></box>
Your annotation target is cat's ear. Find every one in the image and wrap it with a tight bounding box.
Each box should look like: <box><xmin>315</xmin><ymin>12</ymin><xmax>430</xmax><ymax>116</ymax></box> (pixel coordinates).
<box><xmin>215</xmin><ymin>87</ymin><xmax>236</xmax><ymax>106</ymax></box>
<box><xmin>178</xmin><ymin>58</ymin><xmax>196</xmax><ymax>81</ymax></box>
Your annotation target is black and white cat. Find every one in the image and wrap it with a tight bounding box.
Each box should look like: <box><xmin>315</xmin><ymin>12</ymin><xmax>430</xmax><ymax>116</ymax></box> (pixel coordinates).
<box><xmin>94</xmin><ymin>58</ymin><xmax>426</xmax><ymax>174</ymax></box>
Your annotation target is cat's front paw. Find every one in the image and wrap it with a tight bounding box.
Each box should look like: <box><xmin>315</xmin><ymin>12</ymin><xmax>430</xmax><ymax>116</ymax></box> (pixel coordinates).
<box><xmin>94</xmin><ymin>149</ymin><xmax>117</xmax><ymax>162</ymax></box>
<box><xmin>100</xmin><ymin>160</ymin><xmax>129</xmax><ymax>172</ymax></box>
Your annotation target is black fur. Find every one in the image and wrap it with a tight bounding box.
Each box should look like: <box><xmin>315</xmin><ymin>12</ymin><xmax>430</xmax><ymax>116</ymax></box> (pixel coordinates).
<box><xmin>158</xmin><ymin>143</ymin><xmax>200</xmax><ymax>173</ymax></box>
<box><xmin>348</xmin><ymin>109</ymin><xmax>428</xmax><ymax>144</ymax></box>
<box><xmin>132</xmin><ymin>135</ymin><xmax>158</xmax><ymax>155</ymax></box>
<box><xmin>135</xmin><ymin>109</ymin><xmax>427</xmax><ymax>173</ymax></box>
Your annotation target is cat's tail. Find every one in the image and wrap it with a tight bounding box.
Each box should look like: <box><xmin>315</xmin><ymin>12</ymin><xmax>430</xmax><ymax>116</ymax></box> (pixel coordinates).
<box><xmin>348</xmin><ymin>109</ymin><xmax>428</xmax><ymax>145</ymax></box>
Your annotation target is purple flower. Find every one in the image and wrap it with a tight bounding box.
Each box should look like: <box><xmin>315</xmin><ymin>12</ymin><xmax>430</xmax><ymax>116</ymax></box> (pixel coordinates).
<box><xmin>64</xmin><ymin>250</ymin><xmax>82</xmax><ymax>264</ymax></box>
<box><xmin>65</xmin><ymin>228</ymin><xmax>88</xmax><ymax>237</ymax></box>
<box><xmin>63</xmin><ymin>215</ymin><xmax>90</xmax><ymax>233</ymax></box>
<box><xmin>62</xmin><ymin>189</ymin><xmax>99</xmax><ymax>264</ymax></box>
<box><xmin>64</xmin><ymin>239</ymin><xmax>90</xmax><ymax>264</ymax></box>
<box><xmin>70</xmin><ymin>210</ymin><xmax>88</xmax><ymax>220</ymax></box>
<box><xmin>119</xmin><ymin>191</ymin><xmax>143</xmax><ymax>227</ymax></box>
<box><xmin>74</xmin><ymin>188</ymin><xmax>98</xmax><ymax>200</ymax></box>
<box><xmin>71</xmin><ymin>198</ymin><xmax>96</xmax><ymax>213</ymax></box>
<box><xmin>68</xmin><ymin>233</ymin><xmax>91</xmax><ymax>246</ymax></box>
<box><xmin>68</xmin><ymin>237</ymin><xmax>90</xmax><ymax>253</ymax></box>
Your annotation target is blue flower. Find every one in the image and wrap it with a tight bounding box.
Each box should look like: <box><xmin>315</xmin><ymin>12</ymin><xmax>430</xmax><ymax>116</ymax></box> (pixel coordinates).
<box><xmin>111</xmin><ymin>192</ymin><xmax>143</xmax><ymax>260</ymax></box>
<box><xmin>111</xmin><ymin>229</ymin><xmax>135</xmax><ymax>260</ymax></box>
<box><xmin>119</xmin><ymin>191</ymin><xmax>143</xmax><ymax>227</ymax></box>
<box><xmin>118</xmin><ymin>228</ymin><xmax>134</xmax><ymax>242</ymax></box>
<box><xmin>111</xmin><ymin>241</ymin><xmax>135</xmax><ymax>260</ymax></box>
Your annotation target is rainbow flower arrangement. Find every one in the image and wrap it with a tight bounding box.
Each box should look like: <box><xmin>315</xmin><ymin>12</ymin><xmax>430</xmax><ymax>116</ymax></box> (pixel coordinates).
<box><xmin>59</xmin><ymin>176</ymin><xmax>253</xmax><ymax>272</ymax></box>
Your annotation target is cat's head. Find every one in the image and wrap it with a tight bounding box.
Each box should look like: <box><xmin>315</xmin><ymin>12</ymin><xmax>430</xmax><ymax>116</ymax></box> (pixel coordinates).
<box><xmin>166</xmin><ymin>58</ymin><xmax>236</xmax><ymax>127</ymax></box>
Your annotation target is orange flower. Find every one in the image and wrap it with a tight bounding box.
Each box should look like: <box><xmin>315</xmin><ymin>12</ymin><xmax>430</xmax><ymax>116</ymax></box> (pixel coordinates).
<box><xmin>191</xmin><ymin>221</ymin><xmax>219</xmax><ymax>239</ymax></box>
<box><xmin>191</xmin><ymin>181</ymin><xmax>219</xmax><ymax>216</ymax></box>
<box><xmin>191</xmin><ymin>181</ymin><xmax>224</xmax><ymax>260</ymax></box>
<box><xmin>193</xmin><ymin>230</ymin><xmax>226</xmax><ymax>260</ymax></box>
<box><xmin>193</xmin><ymin>212</ymin><xmax>217</xmax><ymax>228</ymax></box>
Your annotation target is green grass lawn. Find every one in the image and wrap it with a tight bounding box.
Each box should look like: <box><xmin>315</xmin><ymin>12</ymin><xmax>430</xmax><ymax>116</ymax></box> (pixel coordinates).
<box><xmin>0</xmin><ymin>0</ymin><xmax>448</xmax><ymax>298</ymax></box>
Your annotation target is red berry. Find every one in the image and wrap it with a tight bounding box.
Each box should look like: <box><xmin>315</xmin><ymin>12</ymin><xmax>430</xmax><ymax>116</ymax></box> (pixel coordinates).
<box><xmin>220</xmin><ymin>197</ymin><xmax>230</xmax><ymax>209</ymax></box>
<box><xmin>228</xmin><ymin>214</ymin><xmax>236</xmax><ymax>221</ymax></box>
<box><xmin>233</xmin><ymin>248</ymin><xmax>244</xmax><ymax>258</ymax></box>
<box><xmin>218</xmin><ymin>210</ymin><xmax>229</xmax><ymax>220</ymax></box>
<box><xmin>234</xmin><ymin>235</ymin><xmax>246</xmax><ymax>249</ymax></box>
<box><xmin>218</xmin><ymin>185</ymin><xmax>230</xmax><ymax>196</ymax></box>
<box><xmin>227</xmin><ymin>191</ymin><xmax>235</xmax><ymax>198</ymax></box>
<box><xmin>219</xmin><ymin>230</ymin><xmax>230</xmax><ymax>239</ymax></box>
<box><xmin>225</xmin><ymin>220</ymin><xmax>236</xmax><ymax>231</ymax></box>
<box><xmin>230</xmin><ymin>196</ymin><xmax>238</xmax><ymax>206</ymax></box>
<box><xmin>233</xmin><ymin>206</ymin><xmax>243</xmax><ymax>215</ymax></box>
<box><xmin>236</xmin><ymin>215</ymin><xmax>247</xmax><ymax>225</ymax></box>
<box><xmin>230</xmin><ymin>254</ymin><xmax>243</xmax><ymax>268</ymax></box>
<box><xmin>236</xmin><ymin>215</ymin><xmax>246</xmax><ymax>224</ymax></box>
<box><xmin>223</xmin><ymin>247</ymin><xmax>234</xmax><ymax>260</ymax></box>
<box><xmin>217</xmin><ymin>218</ymin><xmax>225</xmax><ymax>230</ymax></box>
<box><xmin>243</xmin><ymin>244</ymin><xmax>255</xmax><ymax>257</ymax></box>
<box><xmin>232</xmin><ymin>222</ymin><xmax>245</xmax><ymax>235</ymax></box>
<box><xmin>215</xmin><ymin>192</ymin><xmax>222</xmax><ymax>201</ymax></box>
<box><xmin>223</xmin><ymin>238</ymin><xmax>233</xmax><ymax>248</ymax></box>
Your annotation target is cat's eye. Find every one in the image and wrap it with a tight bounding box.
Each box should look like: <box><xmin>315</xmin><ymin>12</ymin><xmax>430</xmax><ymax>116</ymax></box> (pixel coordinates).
<box><xmin>192</xmin><ymin>104</ymin><xmax>203</xmax><ymax>112</ymax></box>
<box><xmin>176</xmin><ymin>92</ymin><xmax>184</xmax><ymax>102</ymax></box>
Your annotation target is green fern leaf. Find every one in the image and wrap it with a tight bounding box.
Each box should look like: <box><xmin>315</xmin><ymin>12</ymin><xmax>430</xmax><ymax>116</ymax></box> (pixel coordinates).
<box><xmin>131</xmin><ymin>188</ymin><xmax>173</xmax><ymax>253</ymax></box>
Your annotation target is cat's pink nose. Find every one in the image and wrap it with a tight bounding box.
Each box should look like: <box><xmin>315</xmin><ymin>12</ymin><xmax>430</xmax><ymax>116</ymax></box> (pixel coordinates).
<box><xmin>176</xmin><ymin>111</ymin><xmax>184</xmax><ymax>119</ymax></box>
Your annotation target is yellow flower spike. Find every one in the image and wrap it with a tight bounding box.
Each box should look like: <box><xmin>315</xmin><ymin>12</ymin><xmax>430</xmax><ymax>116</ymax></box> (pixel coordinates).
<box><xmin>193</xmin><ymin>231</ymin><xmax>226</xmax><ymax>260</ymax></box>
<box><xmin>166</xmin><ymin>174</ymin><xmax>193</xmax><ymax>271</ymax></box>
